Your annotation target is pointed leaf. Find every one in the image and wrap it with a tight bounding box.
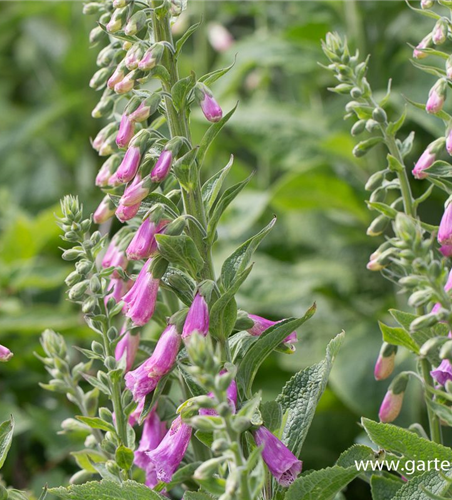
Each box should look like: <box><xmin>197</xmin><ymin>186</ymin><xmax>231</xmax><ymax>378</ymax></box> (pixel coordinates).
<box><xmin>0</xmin><ymin>417</ymin><xmax>14</xmax><ymax>469</ymax></box>
<box><xmin>202</xmin><ymin>155</ymin><xmax>234</xmax><ymax>212</ymax></box>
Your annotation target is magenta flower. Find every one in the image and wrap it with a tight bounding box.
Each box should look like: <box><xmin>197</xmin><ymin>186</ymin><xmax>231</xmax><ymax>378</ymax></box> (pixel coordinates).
<box><xmin>115</xmin><ymin>330</ymin><xmax>141</xmax><ymax>372</ymax></box>
<box><xmin>447</xmin><ymin>130</ymin><xmax>452</xmax><ymax>156</ymax></box>
<box><xmin>108</xmin><ymin>64</ymin><xmax>126</xmax><ymax>90</ymax></box>
<box><xmin>439</xmin><ymin>203</ymin><xmax>452</xmax><ymax>248</ymax></box>
<box><xmin>151</xmin><ymin>150</ymin><xmax>173</xmax><ymax>183</ymax></box>
<box><xmin>129</xmin><ymin>102</ymin><xmax>151</xmax><ymax>123</ymax></box>
<box><xmin>426</xmin><ymin>79</ymin><xmax>447</xmax><ymax>114</ymax></box>
<box><xmin>413</xmin><ymin>34</ymin><xmax>431</xmax><ymax>59</ymax></box>
<box><xmin>199</xmin><ymin>372</ymin><xmax>237</xmax><ymax>416</ymax></box>
<box><xmin>93</xmin><ymin>196</ymin><xmax>115</xmax><ymax>224</ymax></box>
<box><xmin>129</xmin><ymin>399</ymin><xmax>145</xmax><ymax>426</ymax></box>
<box><xmin>200</xmin><ymin>93</ymin><xmax>223</xmax><ymax>123</ymax></box>
<box><xmin>104</xmin><ymin>278</ymin><xmax>130</xmax><ymax>307</ymax></box>
<box><xmin>116</xmin><ymin>202</ymin><xmax>141</xmax><ymax>222</ymax></box>
<box><xmin>116</xmin><ymin>146</ymin><xmax>141</xmax><ymax>183</ymax></box>
<box><xmin>379</xmin><ymin>390</ymin><xmax>404</xmax><ymax>423</ymax></box>
<box><xmin>102</xmin><ymin>241</ymin><xmax>128</xmax><ymax>275</ymax></box>
<box><xmin>254</xmin><ymin>426</ymin><xmax>302</xmax><ymax>486</ymax></box>
<box><xmin>116</xmin><ymin>114</ymin><xmax>135</xmax><ymax>148</ymax></box>
<box><xmin>134</xmin><ymin>408</ymin><xmax>167</xmax><ymax>472</ymax></box>
<box><xmin>125</xmin><ymin>323</ymin><xmax>181</xmax><ymax>400</ymax></box>
<box><xmin>126</xmin><ymin>218</ymin><xmax>167</xmax><ymax>260</ymax></box>
<box><xmin>120</xmin><ymin>175</ymin><xmax>151</xmax><ymax>206</ymax></box>
<box><xmin>412</xmin><ymin>149</ymin><xmax>435</xmax><ymax>179</ymax></box>
<box><xmin>0</xmin><ymin>344</ymin><xmax>13</xmax><ymax>362</ymax></box>
<box><xmin>247</xmin><ymin>314</ymin><xmax>297</xmax><ymax>344</ymax></box>
<box><xmin>431</xmin><ymin>359</ymin><xmax>452</xmax><ymax>385</ymax></box>
<box><xmin>145</xmin><ymin>415</ymin><xmax>192</xmax><ymax>484</ymax></box>
<box><xmin>182</xmin><ymin>293</ymin><xmax>209</xmax><ymax>341</ymax></box>
<box><xmin>123</xmin><ymin>259</ymin><xmax>160</xmax><ymax>327</ymax></box>
<box><xmin>374</xmin><ymin>344</ymin><xmax>397</xmax><ymax>381</ymax></box>
<box><xmin>431</xmin><ymin>269</ymin><xmax>452</xmax><ymax>314</ymax></box>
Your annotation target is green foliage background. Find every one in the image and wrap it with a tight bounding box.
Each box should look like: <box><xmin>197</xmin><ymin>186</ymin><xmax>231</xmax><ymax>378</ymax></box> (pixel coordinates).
<box><xmin>0</xmin><ymin>1</ymin><xmax>446</xmax><ymax>498</ymax></box>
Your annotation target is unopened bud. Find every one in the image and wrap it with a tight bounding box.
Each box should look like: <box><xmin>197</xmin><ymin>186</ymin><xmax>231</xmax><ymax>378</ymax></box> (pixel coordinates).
<box><xmin>374</xmin><ymin>343</ymin><xmax>397</xmax><ymax>381</ymax></box>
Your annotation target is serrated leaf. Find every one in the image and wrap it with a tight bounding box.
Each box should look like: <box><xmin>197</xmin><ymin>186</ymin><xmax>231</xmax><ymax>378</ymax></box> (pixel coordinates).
<box><xmin>371</xmin><ymin>475</ymin><xmax>404</xmax><ymax>500</ymax></box>
<box><xmin>207</xmin><ymin>173</ymin><xmax>253</xmax><ymax>244</ymax></box>
<box><xmin>197</xmin><ymin>103</ymin><xmax>238</xmax><ymax>167</ymax></box>
<box><xmin>379</xmin><ymin>322</ymin><xmax>419</xmax><ymax>354</ymax></box>
<box><xmin>221</xmin><ymin>217</ymin><xmax>276</xmax><ymax>289</ymax></box>
<box><xmin>76</xmin><ymin>417</ymin><xmax>116</xmax><ymax>435</ymax></box>
<box><xmin>0</xmin><ymin>417</ymin><xmax>14</xmax><ymax>469</ymax></box>
<box><xmin>199</xmin><ymin>57</ymin><xmax>236</xmax><ymax>86</ymax></box>
<box><xmin>275</xmin><ymin>331</ymin><xmax>343</xmax><ymax>457</ymax></box>
<box><xmin>238</xmin><ymin>305</ymin><xmax>316</xmax><ymax>398</ymax></box>
<box><xmin>362</xmin><ymin>418</ymin><xmax>452</xmax><ymax>464</ymax></box>
<box><xmin>285</xmin><ymin>466</ymin><xmax>359</xmax><ymax>500</ymax></box>
<box><xmin>201</xmin><ymin>155</ymin><xmax>234</xmax><ymax>212</ymax></box>
<box><xmin>156</xmin><ymin>234</ymin><xmax>204</xmax><ymax>278</ymax></box>
<box><xmin>392</xmin><ymin>470</ymin><xmax>452</xmax><ymax>500</ymax></box>
<box><xmin>50</xmin><ymin>479</ymin><xmax>165</xmax><ymax>500</ymax></box>
<box><xmin>71</xmin><ymin>449</ymin><xmax>107</xmax><ymax>473</ymax></box>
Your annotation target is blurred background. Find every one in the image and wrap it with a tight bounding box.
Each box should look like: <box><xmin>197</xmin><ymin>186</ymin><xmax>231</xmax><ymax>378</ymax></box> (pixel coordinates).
<box><xmin>0</xmin><ymin>1</ymin><xmax>447</xmax><ymax>498</ymax></box>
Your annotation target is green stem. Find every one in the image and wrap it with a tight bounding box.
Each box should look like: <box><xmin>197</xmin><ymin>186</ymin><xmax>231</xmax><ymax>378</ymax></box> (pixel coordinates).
<box><xmin>420</xmin><ymin>357</ymin><xmax>443</xmax><ymax>444</ymax></box>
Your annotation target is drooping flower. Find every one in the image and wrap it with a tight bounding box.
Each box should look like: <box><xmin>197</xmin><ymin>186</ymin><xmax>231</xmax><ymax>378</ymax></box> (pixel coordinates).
<box><xmin>150</xmin><ymin>150</ymin><xmax>173</xmax><ymax>183</ymax></box>
<box><xmin>123</xmin><ymin>259</ymin><xmax>160</xmax><ymax>327</ymax></box>
<box><xmin>138</xmin><ymin>43</ymin><xmax>164</xmax><ymax>71</ymax></box>
<box><xmin>247</xmin><ymin>314</ymin><xmax>297</xmax><ymax>344</ymax></box>
<box><xmin>126</xmin><ymin>218</ymin><xmax>167</xmax><ymax>260</ymax></box>
<box><xmin>125</xmin><ymin>323</ymin><xmax>181</xmax><ymax>400</ymax></box>
<box><xmin>412</xmin><ymin>137</ymin><xmax>445</xmax><ymax>179</ymax></box>
<box><xmin>426</xmin><ymin>79</ymin><xmax>447</xmax><ymax>114</ymax></box>
<box><xmin>93</xmin><ymin>196</ymin><xmax>116</xmax><ymax>224</ymax></box>
<box><xmin>116</xmin><ymin>201</ymin><xmax>141</xmax><ymax>222</ymax></box>
<box><xmin>116</xmin><ymin>146</ymin><xmax>141</xmax><ymax>183</ymax></box>
<box><xmin>253</xmin><ymin>426</ymin><xmax>302</xmax><ymax>487</ymax></box>
<box><xmin>0</xmin><ymin>345</ymin><xmax>13</xmax><ymax>362</ymax></box>
<box><xmin>102</xmin><ymin>240</ymin><xmax>128</xmax><ymax>275</ymax></box>
<box><xmin>120</xmin><ymin>175</ymin><xmax>152</xmax><ymax>206</ymax></box>
<box><xmin>116</xmin><ymin>113</ymin><xmax>135</xmax><ymax>148</ymax></box>
<box><xmin>104</xmin><ymin>278</ymin><xmax>130</xmax><ymax>306</ymax></box>
<box><xmin>431</xmin><ymin>359</ymin><xmax>452</xmax><ymax>386</ymax></box>
<box><xmin>431</xmin><ymin>269</ymin><xmax>452</xmax><ymax>313</ymax></box>
<box><xmin>145</xmin><ymin>415</ymin><xmax>192</xmax><ymax>484</ymax></box>
<box><xmin>374</xmin><ymin>343</ymin><xmax>397</xmax><ymax>381</ymax></box>
<box><xmin>378</xmin><ymin>373</ymin><xmax>409</xmax><ymax>423</ymax></box>
<box><xmin>115</xmin><ymin>330</ymin><xmax>141</xmax><ymax>372</ymax></box>
<box><xmin>134</xmin><ymin>408</ymin><xmax>167</xmax><ymax>470</ymax></box>
<box><xmin>195</xmin><ymin>83</ymin><xmax>222</xmax><ymax>123</ymax></box>
<box><xmin>182</xmin><ymin>293</ymin><xmax>209</xmax><ymax>341</ymax></box>
<box><xmin>199</xmin><ymin>371</ymin><xmax>237</xmax><ymax>416</ymax></box>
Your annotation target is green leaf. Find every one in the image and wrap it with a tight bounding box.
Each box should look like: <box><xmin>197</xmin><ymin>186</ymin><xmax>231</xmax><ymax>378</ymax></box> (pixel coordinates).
<box><xmin>139</xmin><ymin>373</ymin><xmax>171</xmax><ymax>424</ymax></box>
<box><xmin>336</xmin><ymin>444</ymin><xmax>378</xmax><ymax>468</ymax></box>
<box><xmin>156</xmin><ymin>234</ymin><xmax>204</xmax><ymax>278</ymax></box>
<box><xmin>260</xmin><ymin>401</ymin><xmax>283</xmax><ymax>434</ymax></box>
<box><xmin>207</xmin><ymin>173</ymin><xmax>254</xmax><ymax>244</ymax></box>
<box><xmin>379</xmin><ymin>322</ymin><xmax>420</xmax><ymax>354</ymax></box>
<box><xmin>424</xmin><ymin>161</ymin><xmax>452</xmax><ymax>178</ymax></box>
<box><xmin>161</xmin><ymin>267</ymin><xmax>196</xmax><ymax>306</ymax></box>
<box><xmin>175</xmin><ymin>22</ymin><xmax>201</xmax><ymax>56</ymax></box>
<box><xmin>197</xmin><ymin>103</ymin><xmax>238</xmax><ymax>167</ymax></box>
<box><xmin>426</xmin><ymin>399</ymin><xmax>452</xmax><ymax>426</ymax></box>
<box><xmin>50</xmin><ymin>480</ymin><xmax>165</xmax><ymax>500</ymax></box>
<box><xmin>237</xmin><ymin>304</ymin><xmax>316</xmax><ymax>398</ymax></box>
<box><xmin>285</xmin><ymin>466</ymin><xmax>359</xmax><ymax>500</ymax></box>
<box><xmin>221</xmin><ymin>217</ymin><xmax>276</xmax><ymax>289</ymax></box>
<box><xmin>71</xmin><ymin>449</ymin><xmax>106</xmax><ymax>474</ymax></box>
<box><xmin>183</xmin><ymin>493</ymin><xmax>212</xmax><ymax>500</ymax></box>
<box><xmin>387</xmin><ymin>107</ymin><xmax>407</xmax><ymax>135</ymax></box>
<box><xmin>115</xmin><ymin>445</ymin><xmax>134</xmax><ymax>471</ymax></box>
<box><xmin>362</xmin><ymin>418</ymin><xmax>452</xmax><ymax>464</ymax></box>
<box><xmin>201</xmin><ymin>155</ymin><xmax>234</xmax><ymax>212</ymax></box>
<box><xmin>275</xmin><ymin>331</ymin><xmax>344</xmax><ymax>457</ymax></box>
<box><xmin>76</xmin><ymin>417</ymin><xmax>116</xmax><ymax>435</ymax></box>
<box><xmin>209</xmin><ymin>266</ymin><xmax>254</xmax><ymax>341</ymax></box>
<box><xmin>139</xmin><ymin>193</ymin><xmax>180</xmax><ymax>217</ymax></box>
<box><xmin>199</xmin><ymin>57</ymin><xmax>236</xmax><ymax>86</ymax></box>
<box><xmin>172</xmin><ymin>72</ymin><xmax>196</xmax><ymax>112</ymax></box>
<box><xmin>410</xmin><ymin>60</ymin><xmax>446</xmax><ymax>79</ymax></box>
<box><xmin>370</xmin><ymin>475</ymin><xmax>404</xmax><ymax>500</ymax></box>
<box><xmin>155</xmin><ymin>462</ymin><xmax>202</xmax><ymax>492</ymax></box>
<box><xmin>0</xmin><ymin>417</ymin><xmax>14</xmax><ymax>469</ymax></box>
<box><xmin>392</xmin><ymin>470</ymin><xmax>452</xmax><ymax>500</ymax></box>
<box><xmin>367</xmin><ymin>202</ymin><xmax>398</xmax><ymax>219</ymax></box>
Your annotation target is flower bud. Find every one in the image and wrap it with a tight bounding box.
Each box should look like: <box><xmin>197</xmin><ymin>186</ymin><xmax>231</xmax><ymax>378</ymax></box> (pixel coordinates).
<box><xmin>432</xmin><ymin>19</ymin><xmax>448</xmax><ymax>45</ymax></box>
<box><xmin>138</xmin><ymin>43</ymin><xmax>164</xmax><ymax>71</ymax></box>
<box><xmin>379</xmin><ymin>373</ymin><xmax>409</xmax><ymax>423</ymax></box>
<box><xmin>92</xmin><ymin>95</ymin><xmax>114</xmax><ymax>118</ymax></box>
<box><xmin>106</xmin><ymin>7</ymin><xmax>128</xmax><ymax>33</ymax></box>
<box><xmin>207</xmin><ymin>22</ymin><xmax>234</xmax><ymax>53</ymax></box>
<box><xmin>114</xmin><ymin>70</ymin><xmax>138</xmax><ymax>94</ymax></box>
<box><xmin>366</xmin><ymin>215</ymin><xmax>389</xmax><ymax>237</ymax></box>
<box><xmin>93</xmin><ymin>196</ymin><xmax>116</xmax><ymax>224</ymax></box>
<box><xmin>150</xmin><ymin>150</ymin><xmax>173</xmax><ymax>183</ymax></box>
<box><xmin>410</xmin><ymin>312</ymin><xmax>439</xmax><ymax>331</ymax></box>
<box><xmin>83</xmin><ymin>2</ymin><xmax>102</xmax><ymax>15</ymax></box>
<box><xmin>125</xmin><ymin>44</ymin><xmax>144</xmax><ymax>71</ymax></box>
<box><xmin>116</xmin><ymin>114</ymin><xmax>135</xmax><ymax>148</ymax></box>
<box><xmin>195</xmin><ymin>83</ymin><xmax>223</xmax><ymax>123</ymax></box>
<box><xmin>413</xmin><ymin>34</ymin><xmax>432</xmax><ymax>59</ymax></box>
<box><xmin>96</xmin><ymin>155</ymin><xmax>121</xmax><ymax>187</ymax></box>
<box><xmin>68</xmin><ymin>280</ymin><xmax>89</xmax><ymax>301</ymax></box>
<box><xmin>182</xmin><ymin>293</ymin><xmax>209</xmax><ymax>341</ymax></box>
<box><xmin>129</xmin><ymin>93</ymin><xmax>161</xmax><ymax>122</ymax></box>
<box><xmin>124</xmin><ymin>11</ymin><xmax>147</xmax><ymax>36</ymax></box>
<box><xmin>120</xmin><ymin>175</ymin><xmax>153</xmax><ymax>206</ymax></box>
<box><xmin>351</xmin><ymin>119</ymin><xmax>366</xmax><ymax>136</ymax></box>
<box><xmin>426</xmin><ymin>79</ymin><xmax>447</xmax><ymax>114</ymax></box>
<box><xmin>89</xmin><ymin>67</ymin><xmax>112</xmax><ymax>90</ymax></box>
<box><xmin>89</xmin><ymin>26</ymin><xmax>105</xmax><ymax>45</ymax></box>
<box><xmin>394</xmin><ymin>213</ymin><xmax>418</xmax><ymax>241</ymax></box>
<box><xmin>374</xmin><ymin>343</ymin><xmax>397</xmax><ymax>381</ymax></box>
<box><xmin>365</xmin><ymin>171</ymin><xmax>385</xmax><ymax>191</ymax></box>
<box><xmin>438</xmin><ymin>201</ymin><xmax>452</xmax><ymax>249</ymax></box>
<box><xmin>421</xmin><ymin>0</ymin><xmax>434</xmax><ymax>8</ymax></box>
<box><xmin>97</xmin><ymin>46</ymin><xmax>116</xmax><ymax>67</ymax></box>
<box><xmin>0</xmin><ymin>344</ymin><xmax>13</xmax><ymax>362</ymax></box>
<box><xmin>116</xmin><ymin>131</ymin><xmax>149</xmax><ymax>183</ymax></box>
<box><xmin>92</xmin><ymin>123</ymin><xmax>116</xmax><ymax>151</ymax></box>
<box><xmin>372</xmin><ymin>107</ymin><xmax>387</xmax><ymax>123</ymax></box>
<box><xmin>116</xmin><ymin>202</ymin><xmax>141</xmax><ymax>222</ymax></box>
<box><xmin>108</xmin><ymin>61</ymin><xmax>127</xmax><ymax>90</ymax></box>
<box><xmin>126</xmin><ymin>218</ymin><xmax>167</xmax><ymax>260</ymax></box>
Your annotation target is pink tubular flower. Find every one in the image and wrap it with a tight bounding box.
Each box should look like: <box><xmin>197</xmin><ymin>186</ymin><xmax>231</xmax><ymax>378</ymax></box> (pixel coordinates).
<box><xmin>126</xmin><ymin>218</ymin><xmax>167</xmax><ymax>260</ymax></box>
<box><xmin>207</xmin><ymin>22</ymin><xmax>234</xmax><ymax>53</ymax></box>
<box><xmin>150</xmin><ymin>150</ymin><xmax>173</xmax><ymax>183</ymax></box>
<box><xmin>108</xmin><ymin>64</ymin><xmax>126</xmax><ymax>90</ymax></box>
<box><xmin>102</xmin><ymin>240</ymin><xmax>128</xmax><ymax>274</ymax></box>
<box><xmin>0</xmin><ymin>345</ymin><xmax>13</xmax><ymax>362</ymax></box>
<box><xmin>412</xmin><ymin>149</ymin><xmax>435</xmax><ymax>179</ymax></box>
<box><xmin>432</xmin><ymin>269</ymin><xmax>452</xmax><ymax>313</ymax></box>
<box><xmin>374</xmin><ymin>343</ymin><xmax>397</xmax><ymax>381</ymax></box>
<box><xmin>254</xmin><ymin>426</ymin><xmax>302</xmax><ymax>486</ymax></box>
<box><xmin>115</xmin><ymin>330</ymin><xmax>141</xmax><ymax>372</ymax></box>
<box><xmin>439</xmin><ymin>203</ymin><xmax>452</xmax><ymax>248</ymax></box>
<box><xmin>199</xmin><ymin>372</ymin><xmax>237</xmax><ymax>416</ymax></box>
<box><xmin>104</xmin><ymin>278</ymin><xmax>130</xmax><ymax>307</ymax></box>
<box><xmin>129</xmin><ymin>102</ymin><xmax>151</xmax><ymax>122</ymax></box>
<box><xmin>200</xmin><ymin>93</ymin><xmax>223</xmax><ymax>123</ymax></box>
<box><xmin>123</xmin><ymin>259</ymin><xmax>160</xmax><ymax>327</ymax></box>
<box><xmin>116</xmin><ymin>146</ymin><xmax>141</xmax><ymax>183</ymax></box>
<box><xmin>93</xmin><ymin>196</ymin><xmax>115</xmax><ymax>224</ymax></box>
<box><xmin>247</xmin><ymin>314</ymin><xmax>297</xmax><ymax>344</ymax></box>
<box><xmin>379</xmin><ymin>374</ymin><xmax>408</xmax><ymax>423</ymax></box>
<box><xmin>431</xmin><ymin>359</ymin><xmax>452</xmax><ymax>386</ymax></box>
<box><xmin>116</xmin><ymin>114</ymin><xmax>135</xmax><ymax>148</ymax></box>
<box><xmin>125</xmin><ymin>323</ymin><xmax>181</xmax><ymax>400</ymax></box>
<box><xmin>426</xmin><ymin>79</ymin><xmax>447</xmax><ymax>114</ymax></box>
<box><xmin>115</xmin><ymin>72</ymin><xmax>136</xmax><ymax>94</ymax></box>
<box><xmin>120</xmin><ymin>175</ymin><xmax>150</xmax><ymax>206</ymax></box>
<box><xmin>145</xmin><ymin>415</ymin><xmax>192</xmax><ymax>484</ymax></box>
<box><xmin>129</xmin><ymin>399</ymin><xmax>145</xmax><ymax>426</ymax></box>
<box><xmin>182</xmin><ymin>293</ymin><xmax>209</xmax><ymax>341</ymax></box>
<box><xmin>116</xmin><ymin>202</ymin><xmax>141</xmax><ymax>222</ymax></box>
<box><xmin>447</xmin><ymin>129</ymin><xmax>452</xmax><ymax>156</ymax></box>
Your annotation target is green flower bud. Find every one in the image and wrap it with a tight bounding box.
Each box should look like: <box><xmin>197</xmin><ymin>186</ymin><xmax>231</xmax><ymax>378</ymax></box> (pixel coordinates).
<box><xmin>351</xmin><ymin>119</ymin><xmax>366</xmax><ymax>136</ymax></box>
<box><xmin>68</xmin><ymin>280</ymin><xmax>89</xmax><ymax>300</ymax></box>
<box><xmin>367</xmin><ymin>215</ymin><xmax>390</xmax><ymax>237</ymax></box>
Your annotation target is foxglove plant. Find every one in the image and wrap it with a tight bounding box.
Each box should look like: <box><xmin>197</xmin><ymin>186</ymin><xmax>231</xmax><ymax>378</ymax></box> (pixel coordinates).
<box><xmin>322</xmin><ymin>1</ymin><xmax>452</xmax><ymax>495</ymax></box>
<box><xmin>33</xmin><ymin>1</ymin><xmax>347</xmax><ymax>499</ymax></box>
